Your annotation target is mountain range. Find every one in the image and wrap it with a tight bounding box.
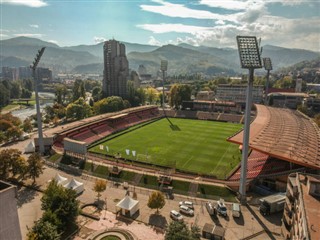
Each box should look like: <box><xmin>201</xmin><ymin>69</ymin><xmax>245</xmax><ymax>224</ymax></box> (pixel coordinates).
<box><xmin>1</xmin><ymin>37</ymin><xmax>319</xmax><ymax>76</ymax></box>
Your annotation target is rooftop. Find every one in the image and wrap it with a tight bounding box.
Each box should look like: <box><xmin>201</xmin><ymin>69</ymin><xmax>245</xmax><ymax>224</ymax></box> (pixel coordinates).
<box><xmin>228</xmin><ymin>104</ymin><xmax>320</xmax><ymax>170</ymax></box>
<box><xmin>298</xmin><ymin>174</ymin><xmax>320</xmax><ymax>240</ymax></box>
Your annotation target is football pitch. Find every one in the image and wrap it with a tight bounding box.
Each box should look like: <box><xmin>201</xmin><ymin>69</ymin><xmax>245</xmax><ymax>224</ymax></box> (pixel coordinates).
<box><xmin>89</xmin><ymin>118</ymin><xmax>243</xmax><ymax>179</ymax></box>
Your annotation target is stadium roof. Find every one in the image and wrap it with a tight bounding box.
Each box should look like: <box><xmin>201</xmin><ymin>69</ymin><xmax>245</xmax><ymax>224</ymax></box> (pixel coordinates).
<box><xmin>228</xmin><ymin>104</ymin><xmax>320</xmax><ymax>170</ymax></box>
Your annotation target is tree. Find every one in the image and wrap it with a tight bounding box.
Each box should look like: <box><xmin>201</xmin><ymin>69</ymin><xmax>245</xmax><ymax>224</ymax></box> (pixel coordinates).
<box><xmin>27</xmin><ymin>219</ymin><xmax>60</xmax><ymax>240</ymax></box>
<box><xmin>165</xmin><ymin>221</ymin><xmax>201</xmax><ymax>240</ymax></box>
<box><xmin>23</xmin><ymin>78</ymin><xmax>33</xmax><ymax>92</ymax></box>
<box><xmin>55</xmin><ymin>84</ymin><xmax>68</xmax><ymax>104</ymax></box>
<box><xmin>11</xmin><ymin>155</ymin><xmax>27</xmax><ymax>179</ymax></box>
<box><xmin>314</xmin><ymin>113</ymin><xmax>320</xmax><ymax>127</ymax></box>
<box><xmin>0</xmin><ymin>83</ymin><xmax>10</xmax><ymax>107</ymax></box>
<box><xmin>93</xmin><ymin>96</ymin><xmax>126</xmax><ymax>114</ymax></box>
<box><xmin>23</xmin><ymin>118</ymin><xmax>34</xmax><ymax>133</ymax></box>
<box><xmin>66</xmin><ymin>97</ymin><xmax>91</xmax><ymax>120</ymax></box>
<box><xmin>92</xmin><ymin>86</ymin><xmax>102</xmax><ymax>102</ymax></box>
<box><xmin>147</xmin><ymin>191</ymin><xmax>165</xmax><ymax>213</ymax></box>
<box><xmin>41</xmin><ymin>180</ymin><xmax>79</xmax><ymax>231</ymax></box>
<box><xmin>72</xmin><ymin>79</ymin><xmax>86</xmax><ymax>102</ymax></box>
<box><xmin>93</xmin><ymin>179</ymin><xmax>107</xmax><ymax>201</ymax></box>
<box><xmin>145</xmin><ymin>87</ymin><xmax>159</xmax><ymax>104</ymax></box>
<box><xmin>10</xmin><ymin>80</ymin><xmax>22</xmax><ymax>99</ymax></box>
<box><xmin>27</xmin><ymin>153</ymin><xmax>44</xmax><ymax>183</ymax></box>
<box><xmin>169</xmin><ymin>84</ymin><xmax>192</xmax><ymax>109</ymax></box>
<box><xmin>0</xmin><ymin>149</ymin><xmax>22</xmax><ymax>179</ymax></box>
<box><xmin>21</xmin><ymin>88</ymin><xmax>32</xmax><ymax>98</ymax></box>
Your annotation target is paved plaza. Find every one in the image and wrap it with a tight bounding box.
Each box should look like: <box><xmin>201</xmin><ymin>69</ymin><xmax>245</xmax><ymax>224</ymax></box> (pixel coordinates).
<box><xmin>16</xmin><ymin>165</ymin><xmax>283</xmax><ymax>240</ymax></box>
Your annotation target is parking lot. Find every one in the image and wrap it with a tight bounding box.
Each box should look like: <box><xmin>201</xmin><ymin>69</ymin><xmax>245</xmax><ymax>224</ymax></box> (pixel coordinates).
<box><xmin>16</xmin><ymin>165</ymin><xmax>283</xmax><ymax>240</ymax></box>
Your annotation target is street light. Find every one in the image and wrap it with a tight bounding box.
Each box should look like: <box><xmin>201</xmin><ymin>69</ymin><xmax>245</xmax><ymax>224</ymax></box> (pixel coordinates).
<box><xmin>30</xmin><ymin>47</ymin><xmax>46</xmax><ymax>154</ymax></box>
<box><xmin>236</xmin><ymin>36</ymin><xmax>262</xmax><ymax>204</ymax></box>
<box><xmin>160</xmin><ymin>60</ymin><xmax>168</xmax><ymax>109</ymax></box>
<box><xmin>263</xmin><ymin>57</ymin><xmax>273</xmax><ymax>105</ymax></box>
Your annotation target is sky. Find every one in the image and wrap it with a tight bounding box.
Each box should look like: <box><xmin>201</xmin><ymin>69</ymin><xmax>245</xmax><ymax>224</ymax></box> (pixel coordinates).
<box><xmin>0</xmin><ymin>0</ymin><xmax>319</xmax><ymax>51</ymax></box>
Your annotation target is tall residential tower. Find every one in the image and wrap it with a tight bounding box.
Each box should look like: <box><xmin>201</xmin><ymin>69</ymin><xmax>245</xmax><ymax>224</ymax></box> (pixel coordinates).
<box><xmin>103</xmin><ymin>39</ymin><xmax>129</xmax><ymax>98</ymax></box>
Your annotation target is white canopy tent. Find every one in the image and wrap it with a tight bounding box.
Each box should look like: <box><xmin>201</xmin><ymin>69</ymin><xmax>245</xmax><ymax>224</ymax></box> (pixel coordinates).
<box><xmin>116</xmin><ymin>195</ymin><xmax>139</xmax><ymax>217</ymax></box>
<box><xmin>54</xmin><ymin>173</ymin><xmax>68</xmax><ymax>186</ymax></box>
<box><xmin>64</xmin><ymin>178</ymin><xmax>84</xmax><ymax>194</ymax></box>
<box><xmin>24</xmin><ymin>141</ymin><xmax>35</xmax><ymax>153</ymax></box>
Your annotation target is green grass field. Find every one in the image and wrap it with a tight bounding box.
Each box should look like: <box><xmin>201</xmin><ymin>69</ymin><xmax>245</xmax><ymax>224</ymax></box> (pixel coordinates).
<box><xmin>89</xmin><ymin>118</ymin><xmax>242</xmax><ymax>179</ymax></box>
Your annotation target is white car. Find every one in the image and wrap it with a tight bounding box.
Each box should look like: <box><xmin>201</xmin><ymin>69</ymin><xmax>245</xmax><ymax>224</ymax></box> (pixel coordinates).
<box><xmin>179</xmin><ymin>205</ymin><xmax>194</xmax><ymax>216</ymax></box>
<box><xmin>170</xmin><ymin>210</ymin><xmax>184</xmax><ymax>221</ymax></box>
<box><xmin>215</xmin><ymin>199</ymin><xmax>227</xmax><ymax>217</ymax></box>
<box><xmin>179</xmin><ymin>201</ymin><xmax>194</xmax><ymax>209</ymax></box>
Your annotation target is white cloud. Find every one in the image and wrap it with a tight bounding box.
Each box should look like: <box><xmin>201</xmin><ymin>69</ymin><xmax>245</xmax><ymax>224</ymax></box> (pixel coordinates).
<box><xmin>14</xmin><ymin>33</ymin><xmax>44</xmax><ymax>38</ymax></box>
<box><xmin>140</xmin><ymin>0</ymin><xmax>237</xmax><ymax>22</ymax></box>
<box><xmin>137</xmin><ymin>0</ymin><xmax>319</xmax><ymax>51</ymax></box>
<box><xmin>148</xmin><ymin>36</ymin><xmax>162</xmax><ymax>46</ymax></box>
<box><xmin>199</xmin><ymin>0</ymin><xmax>251</xmax><ymax>10</ymax></box>
<box><xmin>1</xmin><ymin>0</ymin><xmax>48</xmax><ymax>7</ymax></box>
<box><xmin>29</xmin><ymin>24</ymin><xmax>39</xmax><ymax>28</ymax></box>
<box><xmin>138</xmin><ymin>23</ymin><xmax>214</xmax><ymax>34</ymax></box>
<box><xmin>48</xmin><ymin>40</ymin><xmax>58</xmax><ymax>45</ymax></box>
<box><xmin>0</xmin><ymin>34</ymin><xmax>9</xmax><ymax>38</ymax></box>
<box><xmin>94</xmin><ymin>36</ymin><xmax>106</xmax><ymax>43</ymax></box>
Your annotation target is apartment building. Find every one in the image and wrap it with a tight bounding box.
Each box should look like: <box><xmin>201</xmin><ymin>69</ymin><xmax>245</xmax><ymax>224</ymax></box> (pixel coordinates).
<box><xmin>282</xmin><ymin>173</ymin><xmax>320</xmax><ymax>240</ymax></box>
<box><xmin>0</xmin><ymin>181</ymin><xmax>22</xmax><ymax>240</ymax></box>
<box><xmin>103</xmin><ymin>39</ymin><xmax>129</xmax><ymax>98</ymax></box>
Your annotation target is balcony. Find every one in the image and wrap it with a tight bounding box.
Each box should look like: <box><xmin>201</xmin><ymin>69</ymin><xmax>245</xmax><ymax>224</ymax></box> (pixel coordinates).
<box><xmin>283</xmin><ymin>211</ymin><xmax>292</xmax><ymax>226</ymax></box>
<box><xmin>281</xmin><ymin>222</ymin><xmax>291</xmax><ymax>240</ymax></box>
<box><xmin>285</xmin><ymin>197</ymin><xmax>293</xmax><ymax>210</ymax></box>
<box><xmin>287</xmin><ymin>182</ymin><xmax>294</xmax><ymax>197</ymax></box>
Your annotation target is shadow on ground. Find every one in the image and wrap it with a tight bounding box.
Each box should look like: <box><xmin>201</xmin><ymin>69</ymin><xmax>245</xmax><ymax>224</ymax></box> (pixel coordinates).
<box><xmin>17</xmin><ymin>187</ymin><xmax>38</xmax><ymax>208</ymax></box>
<box><xmin>149</xmin><ymin>213</ymin><xmax>168</xmax><ymax>228</ymax></box>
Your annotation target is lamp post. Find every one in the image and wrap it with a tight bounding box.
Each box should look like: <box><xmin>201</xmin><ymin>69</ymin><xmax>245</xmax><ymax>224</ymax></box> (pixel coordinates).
<box><xmin>236</xmin><ymin>36</ymin><xmax>262</xmax><ymax>204</ymax></box>
<box><xmin>263</xmin><ymin>57</ymin><xmax>272</xmax><ymax>105</ymax></box>
<box><xmin>160</xmin><ymin>60</ymin><xmax>168</xmax><ymax>109</ymax></box>
<box><xmin>30</xmin><ymin>47</ymin><xmax>46</xmax><ymax>154</ymax></box>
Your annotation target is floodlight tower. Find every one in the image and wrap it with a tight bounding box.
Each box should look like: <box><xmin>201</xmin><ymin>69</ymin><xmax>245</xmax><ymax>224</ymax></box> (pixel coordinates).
<box><xmin>30</xmin><ymin>47</ymin><xmax>46</xmax><ymax>154</ymax></box>
<box><xmin>236</xmin><ymin>36</ymin><xmax>262</xmax><ymax>203</ymax></box>
<box><xmin>160</xmin><ymin>60</ymin><xmax>168</xmax><ymax>109</ymax></box>
<box><xmin>263</xmin><ymin>58</ymin><xmax>273</xmax><ymax>105</ymax></box>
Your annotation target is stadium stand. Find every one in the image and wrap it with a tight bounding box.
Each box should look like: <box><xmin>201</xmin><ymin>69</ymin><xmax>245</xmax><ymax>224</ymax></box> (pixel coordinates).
<box><xmin>228</xmin><ymin>104</ymin><xmax>320</xmax><ymax>170</ymax></box>
<box><xmin>51</xmin><ymin>106</ymin><xmax>160</xmax><ymax>149</ymax></box>
<box><xmin>219</xmin><ymin>113</ymin><xmax>243</xmax><ymax>123</ymax></box>
<box><xmin>227</xmin><ymin>150</ymin><xmax>301</xmax><ymax>181</ymax></box>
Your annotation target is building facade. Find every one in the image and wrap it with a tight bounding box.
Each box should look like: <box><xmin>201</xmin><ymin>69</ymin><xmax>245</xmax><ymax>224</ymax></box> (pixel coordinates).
<box><xmin>282</xmin><ymin>173</ymin><xmax>320</xmax><ymax>240</ymax></box>
<box><xmin>216</xmin><ymin>84</ymin><xmax>264</xmax><ymax>104</ymax></box>
<box><xmin>0</xmin><ymin>181</ymin><xmax>22</xmax><ymax>240</ymax></box>
<box><xmin>36</xmin><ymin>67</ymin><xmax>52</xmax><ymax>83</ymax></box>
<box><xmin>103</xmin><ymin>39</ymin><xmax>129</xmax><ymax>98</ymax></box>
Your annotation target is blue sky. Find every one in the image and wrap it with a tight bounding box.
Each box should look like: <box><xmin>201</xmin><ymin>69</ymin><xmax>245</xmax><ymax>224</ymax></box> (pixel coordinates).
<box><xmin>1</xmin><ymin>0</ymin><xmax>319</xmax><ymax>51</ymax></box>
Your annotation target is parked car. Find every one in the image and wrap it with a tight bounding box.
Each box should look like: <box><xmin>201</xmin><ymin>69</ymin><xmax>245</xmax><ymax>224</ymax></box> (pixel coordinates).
<box><xmin>179</xmin><ymin>205</ymin><xmax>194</xmax><ymax>216</ymax></box>
<box><xmin>215</xmin><ymin>199</ymin><xmax>227</xmax><ymax>217</ymax></box>
<box><xmin>170</xmin><ymin>210</ymin><xmax>184</xmax><ymax>221</ymax></box>
<box><xmin>232</xmin><ymin>203</ymin><xmax>241</xmax><ymax>218</ymax></box>
<box><xmin>206</xmin><ymin>201</ymin><xmax>216</xmax><ymax>216</ymax></box>
<box><xmin>179</xmin><ymin>201</ymin><xmax>194</xmax><ymax>209</ymax></box>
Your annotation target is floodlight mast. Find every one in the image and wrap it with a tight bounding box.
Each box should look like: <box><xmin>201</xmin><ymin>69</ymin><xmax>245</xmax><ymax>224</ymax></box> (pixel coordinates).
<box><xmin>30</xmin><ymin>47</ymin><xmax>46</xmax><ymax>154</ymax></box>
<box><xmin>236</xmin><ymin>36</ymin><xmax>262</xmax><ymax>204</ymax></box>
<box><xmin>160</xmin><ymin>60</ymin><xmax>168</xmax><ymax>109</ymax></box>
<box><xmin>263</xmin><ymin>58</ymin><xmax>273</xmax><ymax>105</ymax></box>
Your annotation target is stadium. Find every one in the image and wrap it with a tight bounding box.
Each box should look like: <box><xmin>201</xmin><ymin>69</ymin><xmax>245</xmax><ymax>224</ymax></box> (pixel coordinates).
<box><xmin>48</xmin><ymin>104</ymin><xmax>320</xmax><ymax>192</ymax></box>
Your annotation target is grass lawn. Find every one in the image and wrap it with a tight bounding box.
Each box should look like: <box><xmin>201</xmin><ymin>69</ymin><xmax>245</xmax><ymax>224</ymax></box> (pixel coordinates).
<box><xmin>89</xmin><ymin>118</ymin><xmax>242</xmax><ymax>179</ymax></box>
<box><xmin>47</xmin><ymin>153</ymin><xmax>61</xmax><ymax>163</ymax></box>
<box><xmin>198</xmin><ymin>184</ymin><xmax>236</xmax><ymax>202</ymax></box>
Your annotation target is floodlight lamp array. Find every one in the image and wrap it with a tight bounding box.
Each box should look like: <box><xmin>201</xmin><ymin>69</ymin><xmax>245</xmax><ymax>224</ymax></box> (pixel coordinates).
<box><xmin>236</xmin><ymin>36</ymin><xmax>262</xmax><ymax>69</ymax></box>
<box><xmin>160</xmin><ymin>60</ymin><xmax>168</xmax><ymax>71</ymax></box>
<box><xmin>263</xmin><ymin>57</ymin><xmax>273</xmax><ymax>71</ymax></box>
